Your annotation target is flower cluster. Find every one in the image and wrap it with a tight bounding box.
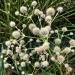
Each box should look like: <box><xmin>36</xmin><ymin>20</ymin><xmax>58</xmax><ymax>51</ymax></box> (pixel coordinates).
<box><xmin>0</xmin><ymin>1</ymin><xmax>74</xmax><ymax>75</ymax></box>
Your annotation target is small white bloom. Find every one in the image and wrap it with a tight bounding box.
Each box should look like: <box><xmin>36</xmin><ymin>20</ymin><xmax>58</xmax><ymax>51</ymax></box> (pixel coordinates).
<box><xmin>69</xmin><ymin>32</ymin><xmax>73</xmax><ymax>36</ymax></box>
<box><xmin>4</xmin><ymin>63</ymin><xmax>10</xmax><ymax>68</ymax></box>
<box><xmin>21</xmin><ymin>62</ymin><xmax>26</xmax><ymax>67</ymax></box>
<box><xmin>67</xmin><ymin>67</ymin><xmax>72</xmax><ymax>72</ymax></box>
<box><xmin>64</xmin><ymin>64</ymin><xmax>69</xmax><ymax>68</ymax></box>
<box><xmin>34</xmin><ymin>9</ymin><xmax>40</xmax><ymax>15</ymax></box>
<box><xmin>42</xmin><ymin>41</ymin><xmax>50</xmax><ymax>50</ymax></box>
<box><xmin>10</xmin><ymin>21</ymin><xmax>15</xmax><ymax>27</ymax></box>
<box><xmin>57</xmin><ymin>55</ymin><xmax>65</xmax><ymax>64</ymax></box>
<box><xmin>15</xmin><ymin>11</ymin><xmax>19</xmax><ymax>16</ymax></box>
<box><xmin>69</xmin><ymin>39</ymin><xmax>75</xmax><ymax>47</ymax></box>
<box><xmin>46</xmin><ymin>7</ymin><xmax>55</xmax><ymax>16</ymax></box>
<box><xmin>5</xmin><ymin>40</ymin><xmax>11</xmax><ymax>46</ymax></box>
<box><xmin>41</xmin><ymin>61</ymin><xmax>49</xmax><ymax>67</ymax></box>
<box><xmin>20</xmin><ymin>40</ymin><xmax>25</xmax><ymax>45</ymax></box>
<box><xmin>7</xmin><ymin>50</ymin><xmax>13</xmax><ymax>55</ymax></box>
<box><xmin>63</xmin><ymin>47</ymin><xmax>71</xmax><ymax>54</ymax></box>
<box><xmin>40</xmin><ymin>27</ymin><xmax>50</xmax><ymax>36</ymax></box>
<box><xmin>12</xmin><ymin>66</ymin><xmax>14</xmax><ymax>69</ymax></box>
<box><xmin>29</xmin><ymin>23</ymin><xmax>36</xmax><ymax>31</ymax></box>
<box><xmin>20</xmin><ymin>6</ymin><xmax>27</xmax><ymax>14</ymax></box>
<box><xmin>57</xmin><ymin>7</ymin><xmax>63</xmax><ymax>13</ymax></box>
<box><xmin>2</xmin><ymin>49</ymin><xmax>6</xmax><ymax>54</ymax></box>
<box><xmin>19</xmin><ymin>52</ymin><xmax>25</xmax><ymax>58</ymax></box>
<box><xmin>12</xmin><ymin>31</ymin><xmax>20</xmax><ymax>39</ymax></box>
<box><xmin>32</xmin><ymin>27</ymin><xmax>40</xmax><ymax>35</ymax></box>
<box><xmin>0</xmin><ymin>55</ymin><xmax>3</xmax><ymax>58</ymax></box>
<box><xmin>29</xmin><ymin>38</ymin><xmax>33</xmax><ymax>42</ymax></box>
<box><xmin>16</xmin><ymin>47</ymin><xmax>21</xmax><ymax>53</ymax></box>
<box><xmin>62</xmin><ymin>27</ymin><xmax>67</xmax><ymax>32</ymax></box>
<box><xmin>31</xmin><ymin>1</ymin><xmax>37</xmax><ymax>7</ymax></box>
<box><xmin>51</xmin><ymin>56</ymin><xmax>56</xmax><ymax>61</ymax></box>
<box><xmin>34</xmin><ymin>62</ymin><xmax>40</xmax><ymax>67</ymax></box>
<box><xmin>54</xmin><ymin>46</ymin><xmax>61</xmax><ymax>53</ymax></box>
<box><xmin>55</xmin><ymin>30</ymin><xmax>58</xmax><ymax>33</ymax></box>
<box><xmin>23</xmin><ymin>54</ymin><xmax>29</xmax><ymax>61</ymax></box>
<box><xmin>12</xmin><ymin>40</ymin><xmax>17</xmax><ymax>44</ymax></box>
<box><xmin>45</xmin><ymin>16</ymin><xmax>52</xmax><ymax>24</ymax></box>
<box><xmin>55</xmin><ymin>38</ymin><xmax>61</xmax><ymax>45</ymax></box>
<box><xmin>22</xmin><ymin>24</ymin><xmax>26</xmax><ymax>28</ymax></box>
<box><xmin>50</xmin><ymin>30</ymin><xmax>54</xmax><ymax>34</ymax></box>
<box><xmin>21</xmin><ymin>71</ymin><xmax>25</xmax><ymax>75</ymax></box>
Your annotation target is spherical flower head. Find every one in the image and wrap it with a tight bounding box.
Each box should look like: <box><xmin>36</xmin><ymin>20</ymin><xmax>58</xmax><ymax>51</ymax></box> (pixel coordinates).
<box><xmin>20</xmin><ymin>6</ymin><xmax>27</xmax><ymax>14</ymax></box>
<box><xmin>12</xmin><ymin>39</ymin><xmax>17</xmax><ymax>44</ymax></box>
<box><xmin>16</xmin><ymin>47</ymin><xmax>21</xmax><ymax>53</ymax></box>
<box><xmin>15</xmin><ymin>11</ymin><xmax>19</xmax><ymax>16</ymax></box>
<box><xmin>32</xmin><ymin>27</ymin><xmax>40</xmax><ymax>35</ymax></box>
<box><xmin>22</xmin><ymin>24</ymin><xmax>26</xmax><ymax>28</ymax></box>
<box><xmin>12</xmin><ymin>31</ymin><xmax>20</xmax><ymax>39</ymax></box>
<box><xmin>57</xmin><ymin>55</ymin><xmax>65</xmax><ymax>64</ymax></box>
<box><xmin>10</xmin><ymin>21</ymin><xmax>15</xmax><ymax>27</ymax></box>
<box><xmin>2</xmin><ymin>49</ymin><xmax>7</xmax><ymax>54</ymax></box>
<box><xmin>42</xmin><ymin>41</ymin><xmax>50</xmax><ymax>50</ymax></box>
<box><xmin>4</xmin><ymin>63</ymin><xmax>10</xmax><ymax>68</ymax></box>
<box><xmin>7</xmin><ymin>50</ymin><xmax>13</xmax><ymax>55</ymax></box>
<box><xmin>29</xmin><ymin>23</ymin><xmax>36</xmax><ymax>31</ymax></box>
<box><xmin>20</xmin><ymin>40</ymin><xmax>25</xmax><ymax>45</ymax></box>
<box><xmin>63</xmin><ymin>47</ymin><xmax>71</xmax><ymax>54</ymax></box>
<box><xmin>46</xmin><ymin>7</ymin><xmax>55</xmax><ymax>16</ymax></box>
<box><xmin>55</xmin><ymin>38</ymin><xmax>61</xmax><ymax>45</ymax></box>
<box><xmin>5</xmin><ymin>40</ymin><xmax>11</xmax><ymax>46</ymax></box>
<box><xmin>45</xmin><ymin>16</ymin><xmax>52</xmax><ymax>24</ymax></box>
<box><xmin>31</xmin><ymin>1</ymin><xmax>37</xmax><ymax>7</ymax></box>
<box><xmin>69</xmin><ymin>39</ymin><xmax>75</xmax><ymax>47</ymax></box>
<box><xmin>21</xmin><ymin>62</ymin><xmax>26</xmax><ymax>67</ymax></box>
<box><xmin>41</xmin><ymin>61</ymin><xmax>49</xmax><ymax>67</ymax></box>
<box><xmin>21</xmin><ymin>71</ymin><xmax>25</xmax><ymax>75</ymax></box>
<box><xmin>40</xmin><ymin>27</ymin><xmax>50</xmax><ymax>36</ymax></box>
<box><xmin>57</xmin><ymin>7</ymin><xmax>63</xmax><ymax>13</ymax></box>
<box><xmin>51</xmin><ymin>56</ymin><xmax>56</xmax><ymax>61</ymax></box>
<box><xmin>62</xmin><ymin>27</ymin><xmax>67</xmax><ymax>32</ymax></box>
<box><xmin>64</xmin><ymin>64</ymin><xmax>69</xmax><ymax>68</ymax></box>
<box><xmin>34</xmin><ymin>61</ymin><xmax>40</xmax><ymax>68</ymax></box>
<box><xmin>34</xmin><ymin>9</ymin><xmax>40</xmax><ymax>15</ymax></box>
<box><xmin>54</xmin><ymin>46</ymin><xmax>61</xmax><ymax>53</ymax></box>
<box><xmin>67</xmin><ymin>67</ymin><xmax>72</xmax><ymax>72</ymax></box>
<box><xmin>23</xmin><ymin>54</ymin><xmax>29</xmax><ymax>61</ymax></box>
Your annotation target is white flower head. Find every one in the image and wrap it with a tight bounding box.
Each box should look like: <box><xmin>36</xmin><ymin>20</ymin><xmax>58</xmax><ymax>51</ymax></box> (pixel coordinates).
<box><xmin>10</xmin><ymin>21</ymin><xmax>15</xmax><ymax>27</ymax></box>
<box><xmin>42</xmin><ymin>41</ymin><xmax>50</xmax><ymax>50</ymax></box>
<box><xmin>57</xmin><ymin>55</ymin><xmax>65</xmax><ymax>64</ymax></box>
<box><xmin>34</xmin><ymin>9</ymin><xmax>40</xmax><ymax>15</ymax></box>
<box><xmin>23</xmin><ymin>54</ymin><xmax>29</xmax><ymax>61</ymax></box>
<box><xmin>4</xmin><ymin>63</ymin><xmax>10</xmax><ymax>68</ymax></box>
<box><xmin>20</xmin><ymin>6</ymin><xmax>27</xmax><ymax>14</ymax></box>
<box><xmin>32</xmin><ymin>27</ymin><xmax>40</xmax><ymax>35</ymax></box>
<box><xmin>5</xmin><ymin>40</ymin><xmax>11</xmax><ymax>46</ymax></box>
<box><xmin>54</xmin><ymin>46</ymin><xmax>61</xmax><ymax>53</ymax></box>
<box><xmin>15</xmin><ymin>11</ymin><xmax>19</xmax><ymax>16</ymax></box>
<box><xmin>63</xmin><ymin>47</ymin><xmax>71</xmax><ymax>54</ymax></box>
<box><xmin>45</xmin><ymin>16</ymin><xmax>52</xmax><ymax>24</ymax></box>
<box><xmin>40</xmin><ymin>27</ymin><xmax>50</xmax><ymax>36</ymax></box>
<box><xmin>57</xmin><ymin>7</ymin><xmax>63</xmax><ymax>13</ymax></box>
<box><xmin>31</xmin><ymin>1</ymin><xmax>37</xmax><ymax>7</ymax></box>
<box><xmin>12</xmin><ymin>31</ymin><xmax>20</xmax><ymax>39</ymax></box>
<box><xmin>69</xmin><ymin>39</ymin><xmax>75</xmax><ymax>47</ymax></box>
<box><xmin>51</xmin><ymin>56</ymin><xmax>56</xmax><ymax>61</ymax></box>
<box><xmin>46</xmin><ymin>7</ymin><xmax>55</xmax><ymax>16</ymax></box>
<box><xmin>62</xmin><ymin>27</ymin><xmax>67</xmax><ymax>32</ymax></box>
<box><xmin>34</xmin><ymin>62</ymin><xmax>40</xmax><ymax>67</ymax></box>
<box><xmin>55</xmin><ymin>38</ymin><xmax>61</xmax><ymax>45</ymax></box>
<box><xmin>41</xmin><ymin>61</ymin><xmax>49</xmax><ymax>67</ymax></box>
<box><xmin>21</xmin><ymin>62</ymin><xmax>26</xmax><ymax>67</ymax></box>
<box><xmin>21</xmin><ymin>71</ymin><xmax>25</xmax><ymax>75</ymax></box>
<box><xmin>29</xmin><ymin>23</ymin><xmax>36</xmax><ymax>31</ymax></box>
